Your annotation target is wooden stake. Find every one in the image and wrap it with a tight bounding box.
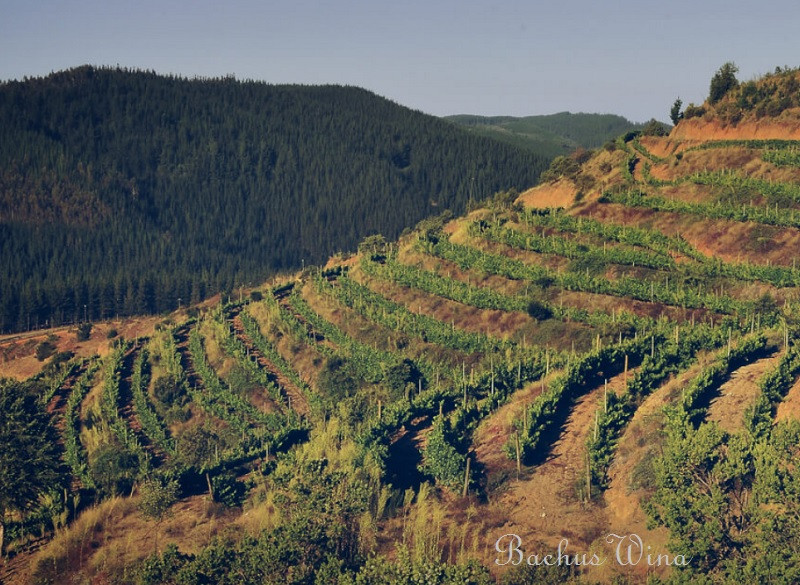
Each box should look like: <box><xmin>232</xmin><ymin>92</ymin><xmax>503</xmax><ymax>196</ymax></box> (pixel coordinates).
<box><xmin>624</xmin><ymin>354</ymin><xmax>629</xmax><ymax>385</ymax></box>
<box><xmin>463</xmin><ymin>456</ymin><xmax>471</xmax><ymax>497</ymax></box>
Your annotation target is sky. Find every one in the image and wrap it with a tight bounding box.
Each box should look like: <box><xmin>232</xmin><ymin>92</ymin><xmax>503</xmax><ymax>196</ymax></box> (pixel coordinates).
<box><xmin>1</xmin><ymin>0</ymin><xmax>799</xmax><ymax>123</ymax></box>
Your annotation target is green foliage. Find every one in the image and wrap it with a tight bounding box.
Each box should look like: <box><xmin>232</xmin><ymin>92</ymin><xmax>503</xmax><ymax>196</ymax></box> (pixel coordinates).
<box><xmin>76</xmin><ymin>322</ymin><xmax>92</xmax><ymax>341</ymax></box>
<box><xmin>64</xmin><ymin>361</ymin><xmax>100</xmax><ymax>487</ymax></box>
<box><xmin>131</xmin><ymin>350</ymin><xmax>176</xmax><ymax>455</ymax></box>
<box><xmin>138</xmin><ymin>477</ymin><xmax>179</xmax><ymax>520</ymax></box>
<box><xmin>679</xmin><ymin>332</ymin><xmax>768</xmax><ymax>427</ymax></box>
<box><xmin>186</xmin><ymin>327</ymin><xmax>290</xmax><ymax>453</ymax></box>
<box><xmin>709</xmin><ymin>62</ymin><xmax>739</xmax><ymax>104</ymax></box>
<box><xmin>586</xmin><ymin>324</ymin><xmax>727</xmax><ymax>489</ymax></box>
<box><xmin>238</xmin><ymin>308</ymin><xmax>317</xmax><ymax>412</ymax></box>
<box><xmin>0</xmin><ymin>379</ymin><xmax>64</xmax><ymax>546</ymax></box>
<box><xmin>526</xmin><ymin>300</ymin><xmax>552</xmax><ymax>321</ymax></box>
<box><xmin>446</xmin><ymin>111</ymin><xmax>644</xmax><ymax>157</ymax></box>
<box><xmin>0</xmin><ymin>66</ymin><xmax>547</xmax><ymax>334</ymax></box>
<box><xmin>210</xmin><ymin>472</ymin><xmax>246</xmax><ymax>508</ymax></box>
<box><xmin>646</xmin><ymin>419</ymin><xmax>800</xmax><ymax>579</ymax></box>
<box><xmin>744</xmin><ymin>340</ymin><xmax>800</xmax><ymax>437</ymax></box>
<box><xmin>508</xmin><ymin>335</ymin><xmax>651</xmax><ymax>463</ymax></box>
<box><xmin>175</xmin><ymin>425</ymin><xmax>218</xmax><ymax>471</ymax></box>
<box><xmin>35</xmin><ymin>339</ymin><xmax>57</xmax><ymax>361</ymax></box>
<box><xmin>317</xmin><ymin>356</ymin><xmax>361</xmax><ymax>401</ymax></box>
<box><xmin>358</xmin><ymin>234</ymin><xmax>389</xmax><ymax>260</ymax></box>
<box><xmin>419</xmin><ymin>415</ymin><xmax>467</xmax><ymax>491</ymax></box>
<box><xmin>641</xmin><ymin>118</ymin><xmax>670</xmax><ymax>136</ymax></box>
<box><xmin>683</xmin><ymin>103</ymin><xmax>706</xmax><ymax>118</ymax></box>
<box><xmin>601</xmin><ymin>188</ymin><xmax>800</xmax><ymax>232</ymax></box>
<box><xmin>540</xmin><ymin>154</ymin><xmax>581</xmax><ymax>183</ymax></box>
<box><xmin>89</xmin><ymin>441</ymin><xmax>140</xmax><ymax>497</ymax></box>
<box><xmin>152</xmin><ymin>375</ymin><xmax>185</xmax><ymax>407</ymax></box>
<box><xmin>670</xmin><ymin>98</ymin><xmax>683</xmax><ymax>125</ymax></box>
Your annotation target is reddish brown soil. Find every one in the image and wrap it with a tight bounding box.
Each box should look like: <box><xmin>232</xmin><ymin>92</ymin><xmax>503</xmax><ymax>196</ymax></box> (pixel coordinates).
<box><xmin>707</xmin><ymin>351</ymin><xmax>782</xmax><ymax>433</ymax></box>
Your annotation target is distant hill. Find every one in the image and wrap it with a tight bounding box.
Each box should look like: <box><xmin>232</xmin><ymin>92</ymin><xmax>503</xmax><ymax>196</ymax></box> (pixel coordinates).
<box><xmin>0</xmin><ymin>66</ymin><xmax>549</xmax><ymax>333</ymax></box>
<box><xmin>445</xmin><ymin>112</ymin><xmax>645</xmax><ymax>158</ymax></box>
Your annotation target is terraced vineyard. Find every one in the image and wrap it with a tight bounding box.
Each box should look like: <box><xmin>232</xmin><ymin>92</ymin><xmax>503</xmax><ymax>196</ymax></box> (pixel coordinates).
<box><xmin>4</xmin><ymin>118</ymin><xmax>800</xmax><ymax>584</ymax></box>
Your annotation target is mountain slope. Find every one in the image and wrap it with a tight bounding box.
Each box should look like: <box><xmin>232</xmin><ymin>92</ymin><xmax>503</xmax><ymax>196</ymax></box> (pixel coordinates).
<box><xmin>0</xmin><ymin>66</ymin><xmax>549</xmax><ymax>333</ymax></box>
<box><xmin>445</xmin><ymin>112</ymin><xmax>645</xmax><ymax>157</ymax></box>
<box><xmin>3</xmin><ymin>66</ymin><xmax>800</xmax><ymax>585</ymax></box>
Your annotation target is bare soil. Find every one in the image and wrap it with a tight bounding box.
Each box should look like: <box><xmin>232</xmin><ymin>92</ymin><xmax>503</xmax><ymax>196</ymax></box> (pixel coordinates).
<box><xmin>707</xmin><ymin>351</ymin><xmax>782</xmax><ymax>433</ymax></box>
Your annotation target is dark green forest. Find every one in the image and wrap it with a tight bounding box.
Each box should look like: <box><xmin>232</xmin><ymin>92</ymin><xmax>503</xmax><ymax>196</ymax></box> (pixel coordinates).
<box><xmin>0</xmin><ymin>66</ymin><xmax>549</xmax><ymax>333</ymax></box>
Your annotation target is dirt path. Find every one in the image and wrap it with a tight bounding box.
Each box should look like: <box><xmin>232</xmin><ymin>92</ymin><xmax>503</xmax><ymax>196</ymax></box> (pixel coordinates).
<box><xmin>706</xmin><ymin>351</ymin><xmax>781</xmax><ymax>433</ymax></box>
<box><xmin>601</xmin><ymin>361</ymin><xmax>711</xmax><ymax>584</ymax></box>
<box><xmin>117</xmin><ymin>345</ymin><xmax>169</xmax><ymax>465</ymax></box>
<box><xmin>489</xmin><ymin>371</ymin><xmax>630</xmax><ymax>553</ymax></box>
<box><xmin>46</xmin><ymin>362</ymin><xmax>88</xmax><ymax>437</ymax></box>
<box><xmin>229</xmin><ymin>310</ymin><xmax>309</xmax><ymax>417</ymax></box>
<box><xmin>775</xmin><ymin>377</ymin><xmax>800</xmax><ymax>423</ymax></box>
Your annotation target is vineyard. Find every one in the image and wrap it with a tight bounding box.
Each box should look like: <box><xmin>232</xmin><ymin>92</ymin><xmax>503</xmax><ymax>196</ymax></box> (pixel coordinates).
<box><xmin>3</xmin><ymin>116</ymin><xmax>800</xmax><ymax>585</ymax></box>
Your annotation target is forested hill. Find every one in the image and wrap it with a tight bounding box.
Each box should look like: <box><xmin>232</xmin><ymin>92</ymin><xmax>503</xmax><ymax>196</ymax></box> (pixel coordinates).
<box><xmin>0</xmin><ymin>66</ymin><xmax>548</xmax><ymax>333</ymax></box>
<box><xmin>446</xmin><ymin>112</ymin><xmax>645</xmax><ymax>158</ymax></box>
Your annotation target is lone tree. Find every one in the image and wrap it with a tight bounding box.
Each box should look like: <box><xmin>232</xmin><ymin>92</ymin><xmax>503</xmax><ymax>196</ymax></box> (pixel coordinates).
<box><xmin>0</xmin><ymin>380</ymin><xmax>64</xmax><ymax>554</ymax></box>
<box><xmin>670</xmin><ymin>98</ymin><xmax>683</xmax><ymax>125</ymax></box>
<box><xmin>709</xmin><ymin>62</ymin><xmax>739</xmax><ymax>104</ymax></box>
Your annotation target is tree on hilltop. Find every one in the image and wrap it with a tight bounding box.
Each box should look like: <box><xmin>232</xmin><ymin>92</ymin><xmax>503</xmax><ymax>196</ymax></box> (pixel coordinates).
<box><xmin>709</xmin><ymin>62</ymin><xmax>739</xmax><ymax>104</ymax></box>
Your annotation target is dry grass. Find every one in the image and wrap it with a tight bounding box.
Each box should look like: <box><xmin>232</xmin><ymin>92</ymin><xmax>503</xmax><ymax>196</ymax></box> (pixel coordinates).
<box><xmin>707</xmin><ymin>349</ymin><xmax>783</xmax><ymax>433</ymax></box>
<box><xmin>0</xmin><ymin>317</ymin><xmax>162</xmax><ymax>381</ymax></box>
<box><xmin>578</xmin><ymin>200</ymin><xmax>800</xmax><ymax>268</ymax></box>
<box><xmin>27</xmin><ymin>494</ymin><xmax>230</xmax><ymax>585</ymax></box>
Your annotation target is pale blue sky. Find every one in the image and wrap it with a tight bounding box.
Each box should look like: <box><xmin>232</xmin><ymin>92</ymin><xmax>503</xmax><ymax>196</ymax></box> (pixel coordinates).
<box><xmin>1</xmin><ymin>0</ymin><xmax>798</xmax><ymax>122</ymax></box>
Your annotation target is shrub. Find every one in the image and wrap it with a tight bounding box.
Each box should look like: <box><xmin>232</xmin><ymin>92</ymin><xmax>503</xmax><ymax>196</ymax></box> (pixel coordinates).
<box><xmin>526</xmin><ymin>300</ymin><xmax>553</xmax><ymax>321</ymax></box>
<box><xmin>76</xmin><ymin>322</ymin><xmax>92</xmax><ymax>341</ymax></box>
<box><xmin>153</xmin><ymin>375</ymin><xmax>185</xmax><ymax>406</ymax></box>
<box><xmin>138</xmin><ymin>477</ymin><xmax>180</xmax><ymax>520</ymax></box>
<box><xmin>641</xmin><ymin>118</ymin><xmax>669</xmax><ymax>136</ymax></box>
<box><xmin>683</xmin><ymin>103</ymin><xmax>706</xmax><ymax>119</ymax></box>
<box><xmin>106</xmin><ymin>328</ymin><xmax>118</xmax><ymax>339</ymax></box>
<box><xmin>211</xmin><ymin>472</ymin><xmax>246</xmax><ymax>507</ymax></box>
<box><xmin>35</xmin><ymin>340</ymin><xmax>57</xmax><ymax>361</ymax></box>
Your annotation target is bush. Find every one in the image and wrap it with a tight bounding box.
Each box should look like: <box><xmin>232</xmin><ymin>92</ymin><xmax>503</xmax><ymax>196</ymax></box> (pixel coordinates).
<box><xmin>106</xmin><ymin>328</ymin><xmax>118</xmax><ymax>339</ymax></box>
<box><xmin>76</xmin><ymin>322</ymin><xmax>92</xmax><ymax>341</ymax></box>
<box><xmin>526</xmin><ymin>300</ymin><xmax>553</xmax><ymax>321</ymax></box>
<box><xmin>641</xmin><ymin>118</ymin><xmax>669</xmax><ymax>136</ymax></box>
<box><xmin>153</xmin><ymin>375</ymin><xmax>185</xmax><ymax>406</ymax></box>
<box><xmin>90</xmin><ymin>442</ymin><xmax>141</xmax><ymax>496</ymax></box>
<box><xmin>316</xmin><ymin>356</ymin><xmax>359</xmax><ymax>401</ymax></box>
<box><xmin>211</xmin><ymin>472</ymin><xmax>246</xmax><ymax>507</ymax></box>
<box><xmin>35</xmin><ymin>340</ymin><xmax>57</xmax><ymax>361</ymax></box>
<box><xmin>138</xmin><ymin>477</ymin><xmax>180</xmax><ymax>520</ymax></box>
<box><xmin>683</xmin><ymin>103</ymin><xmax>706</xmax><ymax>119</ymax></box>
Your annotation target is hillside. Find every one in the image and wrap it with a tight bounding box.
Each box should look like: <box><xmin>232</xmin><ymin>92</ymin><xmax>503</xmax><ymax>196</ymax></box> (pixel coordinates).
<box><xmin>3</xmin><ymin>67</ymin><xmax>800</xmax><ymax>585</ymax></box>
<box><xmin>445</xmin><ymin>112</ymin><xmax>646</xmax><ymax>158</ymax></box>
<box><xmin>0</xmin><ymin>66</ymin><xmax>549</xmax><ymax>335</ymax></box>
